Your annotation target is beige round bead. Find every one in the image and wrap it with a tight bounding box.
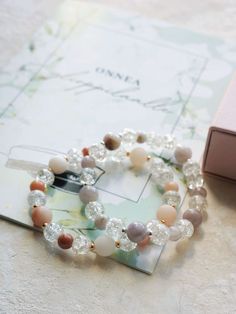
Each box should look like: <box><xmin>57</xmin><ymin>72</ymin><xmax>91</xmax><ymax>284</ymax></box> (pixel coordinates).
<box><xmin>130</xmin><ymin>147</ymin><xmax>147</xmax><ymax>168</ymax></box>
<box><xmin>31</xmin><ymin>206</ymin><xmax>52</xmax><ymax>227</ymax></box>
<box><xmin>157</xmin><ymin>204</ymin><xmax>177</xmax><ymax>227</ymax></box>
<box><xmin>94</xmin><ymin>235</ymin><xmax>116</xmax><ymax>257</ymax></box>
<box><xmin>174</xmin><ymin>146</ymin><xmax>192</xmax><ymax>164</ymax></box>
<box><xmin>49</xmin><ymin>156</ymin><xmax>68</xmax><ymax>174</ymax></box>
<box><xmin>164</xmin><ymin>181</ymin><xmax>179</xmax><ymax>192</ymax></box>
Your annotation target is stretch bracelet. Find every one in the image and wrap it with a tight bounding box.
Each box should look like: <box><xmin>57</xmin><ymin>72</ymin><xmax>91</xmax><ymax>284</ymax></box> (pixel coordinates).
<box><xmin>27</xmin><ymin>129</ymin><xmax>207</xmax><ymax>257</ymax></box>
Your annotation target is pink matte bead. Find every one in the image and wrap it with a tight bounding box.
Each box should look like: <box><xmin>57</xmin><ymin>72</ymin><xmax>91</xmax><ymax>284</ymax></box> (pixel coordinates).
<box><xmin>164</xmin><ymin>181</ymin><xmax>179</xmax><ymax>192</ymax></box>
<box><xmin>30</xmin><ymin>180</ymin><xmax>45</xmax><ymax>192</ymax></box>
<box><xmin>174</xmin><ymin>146</ymin><xmax>192</xmax><ymax>164</ymax></box>
<box><xmin>130</xmin><ymin>147</ymin><xmax>147</xmax><ymax>168</ymax></box>
<box><xmin>157</xmin><ymin>204</ymin><xmax>177</xmax><ymax>227</ymax></box>
<box><xmin>31</xmin><ymin>206</ymin><xmax>52</xmax><ymax>227</ymax></box>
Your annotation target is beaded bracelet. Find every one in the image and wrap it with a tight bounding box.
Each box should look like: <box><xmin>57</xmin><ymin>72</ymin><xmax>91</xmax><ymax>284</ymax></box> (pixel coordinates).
<box><xmin>27</xmin><ymin>129</ymin><xmax>207</xmax><ymax>257</ymax></box>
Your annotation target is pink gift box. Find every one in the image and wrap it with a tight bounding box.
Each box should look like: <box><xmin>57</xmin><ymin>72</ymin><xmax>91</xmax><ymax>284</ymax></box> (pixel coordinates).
<box><xmin>202</xmin><ymin>75</ymin><xmax>236</xmax><ymax>182</ymax></box>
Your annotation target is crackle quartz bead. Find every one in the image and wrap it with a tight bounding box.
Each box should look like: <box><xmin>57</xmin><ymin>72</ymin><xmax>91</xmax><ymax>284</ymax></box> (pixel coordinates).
<box><xmin>121</xmin><ymin>128</ymin><xmax>137</xmax><ymax>145</ymax></box>
<box><xmin>36</xmin><ymin>169</ymin><xmax>55</xmax><ymax>186</ymax></box>
<box><xmin>94</xmin><ymin>214</ymin><xmax>109</xmax><ymax>230</ymax></box>
<box><xmin>43</xmin><ymin>223</ymin><xmax>64</xmax><ymax>243</ymax></box>
<box><xmin>89</xmin><ymin>143</ymin><xmax>107</xmax><ymax>161</ymax></box>
<box><xmin>72</xmin><ymin>235</ymin><xmax>91</xmax><ymax>255</ymax></box>
<box><xmin>175</xmin><ymin>219</ymin><xmax>194</xmax><ymax>238</ymax></box>
<box><xmin>152</xmin><ymin>167</ymin><xmax>174</xmax><ymax>187</ymax></box>
<box><xmin>169</xmin><ymin>226</ymin><xmax>182</xmax><ymax>241</ymax></box>
<box><xmin>103</xmin><ymin>133</ymin><xmax>121</xmax><ymax>150</ymax></box>
<box><xmin>162</xmin><ymin>191</ymin><xmax>181</xmax><ymax>208</ymax></box>
<box><xmin>146</xmin><ymin>220</ymin><xmax>170</xmax><ymax>245</ymax></box>
<box><xmin>105</xmin><ymin>218</ymin><xmax>125</xmax><ymax>240</ymax></box>
<box><xmin>79</xmin><ymin>168</ymin><xmax>97</xmax><ymax>185</ymax></box>
<box><xmin>79</xmin><ymin>186</ymin><xmax>98</xmax><ymax>204</ymax></box>
<box><xmin>49</xmin><ymin>156</ymin><xmax>68</xmax><ymax>174</ymax></box>
<box><xmin>183</xmin><ymin>208</ymin><xmax>203</xmax><ymax>228</ymax></box>
<box><xmin>174</xmin><ymin>146</ymin><xmax>192</xmax><ymax>164</ymax></box>
<box><xmin>31</xmin><ymin>206</ymin><xmax>52</xmax><ymax>227</ymax></box>
<box><xmin>163</xmin><ymin>135</ymin><xmax>176</xmax><ymax>150</ymax></box>
<box><xmin>58</xmin><ymin>233</ymin><xmax>74</xmax><ymax>249</ymax></box>
<box><xmin>28</xmin><ymin>190</ymin><xmax>47</xmax><ymax>207</ymax></box>
<box><xmin>130</xmin><ymin>147</ymin><xmax>148</xmax><ymax>168</ymax></box>
<box><xmin>147</xmin><ymin>132</ymin><xmax>163</xmax><ymax>148</ymax></box>
<box><xmin>81</xmin><ymin>156</ymin><xmax>96</xmax><ymax>168</ymax></box>
<box><xmin>126</xmin><ymin>221</ymin><xmax>148</xmax><ymax>243</ymax></box>
<box><xmin>188</xmin><ymin>187</ymin><xmax>207</xmax><ymax>198</ymax></box>
<box><xmin>85</xmin><ymin>201</ymin><xmax>104</xmax><ymax>221</ymax></box>
<box><xmin>156</xmin><ymin>205</ymin><xmax>177</xmax><ymax>227</ymax></box>
<box><xmin>119</xmin><ymin>233</ymin><xmax>137</xmax><ymax>252</ymax></box>
<box><xmin>186</xmin><ymin>174</ymin><xmax>204</xmax><ymax>190</ymax></box>
<box><xmin>189</xmin><ymin>195</ymin><xmax>207</xmax><ymax>212</ymax></box>
<box><xmin>94</xmin><ymin>235</ymin><xmax>116</xmax><ymax>257</ymax></box>
<box><xmin>149</xmin><ymin>157</ymin><xmax>165</xmax><ymax>174</ymax></box>
<box><xmin>182</xmin><ymin>160</ymin><xmax>200</xmax><ymax>177</ymax></box>
<box><xmin>67</xmin><ymin>148</ymin><xmax>82</xmax><ymax>171</ymax></box>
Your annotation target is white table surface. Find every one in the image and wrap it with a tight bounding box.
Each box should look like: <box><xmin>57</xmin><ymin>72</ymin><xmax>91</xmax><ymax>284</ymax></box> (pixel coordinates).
<box><xmin>0</xmin><ymin>1</ymin><xmax>236</xmax><ymax>313</ymax></box>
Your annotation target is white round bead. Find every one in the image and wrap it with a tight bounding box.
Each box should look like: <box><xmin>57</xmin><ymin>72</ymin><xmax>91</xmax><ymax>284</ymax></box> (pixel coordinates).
<box><xmin>94</xmin><ymin>235</ymin><xmax>116</xmax><ymax>257</ymax></box>
<box><xmin>174</xmin><ymin>146</ymin><xmax>192</xmax><ymax>164</ymax></box>
<box><xmin>130</xmin><ymin>147</ymin><xmax>147</xmax><ymax>168</ymax></box>
<box><xmin>49</xmin><ymin>156</ymin><xmax>68</xmax><ymax>174</ymax></box>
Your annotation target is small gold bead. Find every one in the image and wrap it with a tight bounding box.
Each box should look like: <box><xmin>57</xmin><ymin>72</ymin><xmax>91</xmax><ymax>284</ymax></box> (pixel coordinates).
<box><xmin>42</xmin><ymin>223</ymin><xmax>48</xmax><ymax>228</ymax></box>
<box><xmin>126</xmin><ymin>152</ymin><xmax>130</xmax><ymax>157</ymax></box>
<box><xmin>161</xmin><ymin>219</ymin><xmax>166</xmax><ymax>224</ymax></box>
<box><xmin>115</xmin><ymin>241</ymin><xmax>120</xmax><ymax>248</ymax></box>
<box><xmin>147</xmin><ymin>155</ymin><xmax>151</xmax><ymax>161</ymax></box>
<box><xmin>90</xmin><ymin>242</ymin><xmax>95</xmax><ymax>250</ymax></box>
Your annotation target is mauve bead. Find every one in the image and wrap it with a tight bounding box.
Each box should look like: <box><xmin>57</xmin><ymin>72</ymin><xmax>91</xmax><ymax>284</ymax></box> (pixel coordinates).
<box><xmin>94</xmin><ymin>215</ymin><xmax>108</xmax><ymax>230</ymax></box>
<box><xmin>164</xmin><ymin>181</ymin><xmax>179</xmax><ymax>192</ymax></box>
<box><xmin>30</xmin><ymin>180</ymin><xmax>45</xmax><ymax>192</ymax></box>
<box><xmin>81</xmin><ymin>156</ymin><xmax>96</xmax><ymax>168</ymax></box>
<box><xmin>31</xmin><ymin>206</ymin><xmax>52</xmax><ymax>227</ymax></box>
<box><xmin>58</xmin><ymin>233</ymin><xmax>73</xmax><ymax>249</ymax></box>
<box><xmin>183</xmin><ymin>208</ymin><xmax>203</xmax><ymax>228</ymax></box>
<box><xmin>136</xmin><ymin>132</ymin><xmax>147</xmax><ymax>143</ymax></box>
<box><xmin>157</xmin><ymin>204</ymin><xmax>177</xmax><ymax>226</ymax></box>
<box><xmin>49</xmin><ymin>156</ymin><xmax>68</xmax><ymax>174</ymax></box>
<box><xmin>103</xmin><ymin>133</ymin><xmax>121</xmax><ymax>150</ymax></box>
<box><xmin>79</xmin><ymin>186</ymin><xmax>98</xmax><ymax>204</ymax></box>
<box><xmin>189</xmin><ymin>187</ymin><xmax>207</xmax><ymax>198</ymax></box>
<box><xmin>126</xmin><ymin>222</ymin><xmax>148</xmax><ymax>243</ymax></box>
<box><xmin>174</xmin><ymin>146</ymin><xmax>192</xmax><ymax>164</ymax></box>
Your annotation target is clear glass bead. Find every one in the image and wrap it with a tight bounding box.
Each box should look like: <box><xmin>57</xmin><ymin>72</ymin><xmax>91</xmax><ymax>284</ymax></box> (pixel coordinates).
<box><xmin>27</xmin><ymin>190</ymin><xmax>47</xmax><ymax>207</ymax></box>
<box><xmin>43</xmin><ymin>223</ymin><xmax>63</xmax><ymax>243</ymax></box>
<box><xmin>149</xmin><ymin>157</ymin><xmax>165</xmax><ymax>174</ymax></box>
<box><xmin>89</xmin><ymin>144</ymin><xmax>107</xmax><ymax>161</ymax></box>
<box><xmin>182</xmin><ymin>160</ymin><xmax>200</xmax><ymax>177</ymax></box>
<box><xmin>67</xmin><ymin>148</ymin><xmax>81</xmax><ymax>172</ymax></box>
<box><xmin>189</xmin><ymin>195</ymin><xmax>207</xmax><ymax>212</ymax></box>
<box><xmin>163</xmin><ymin>134</ymin><xmax>176</xmax><ymax>150</ymax></box>
<box><xmin>175</xmin><ymin>219</ymin><xmax>194</xmax><ymax>238</ymax></box>
<box><xmin>105</xmin><ymin>218</ymin><xmax>125</xmax><ymax>240</ymax></box>
<box><xmin>36</xmin><ymin>168</ymin><xmax>55</xmax><ymax>186</ymax></box>
<box><xmin>119</xmin><ymin>233</ymin><xmax>137</xmax><ymax>252</ymax></box>
<box><xmin>186</xmin><ymin>174</ymin><xmax>204</xmax><ymax>189</ymax></box>
<box><xmin>120</xmin><ymin>128</ymin><xmax>136</xmax><ymax>145</ymax></box>
<box><xmin>152</xmin><ymin>167</ymin><xmax>174</xmax><ymax>186</ymax></box>
<box><xmin>85</xmin><ymin>201</ymin><xmax>104</xmax><ymax>221</ymax></box>
<box><xmin>146</xmin><ymin>132</ymin><xmax>163</xmax><ymax>149</ymax></box>
<box><xmin>72</xmin><ymin>235</ymin><xmax>91</xmax><ymax>255</ymax></box>
<box><xmin>113</xmin><ymin>146</ymin><xmax>127</xmax><ymax>162</ymax></box>
<box><xmin>79</xmin><ymin>168</ymin><xmax>97</xmax><ymax>185</ymax></box>
<box><xmin>146</xmin><ymin>220</ymin><xmax>170</xmax><ymax>245</ymax></box>
<box><xmin>162</xmin><ymin>191</ymin><xmax>181</xmax><ymax>207</ymax></box>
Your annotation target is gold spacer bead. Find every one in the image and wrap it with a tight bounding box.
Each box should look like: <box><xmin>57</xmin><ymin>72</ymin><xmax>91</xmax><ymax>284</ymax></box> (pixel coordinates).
<box><xmin>160</xmin><ymin>219</ymin><xmax>166</xmax><ymax>224</ymax></box>
<box><xmin>115</xmin><ymin>240</ymin><xmax>120</xmax><ymax>248</ymax></box>
<box><xmin>90</xmin><ymin>242</ymin><xmax>95</xmax><ymax>250</ymax></box>
<box><xmin>42</xmin><ymin>223</ymin><xmax>48</xmax><ymax>228</ymax></box>
<box><xmin>126</xmin><ymin>152</ymin><xmax>130</xmax><ymax>157</ymax></box>
<box><xmin>147</xmin><ymin>155</ymin><xmax>151</xmax><ymax>161</ymax></box>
